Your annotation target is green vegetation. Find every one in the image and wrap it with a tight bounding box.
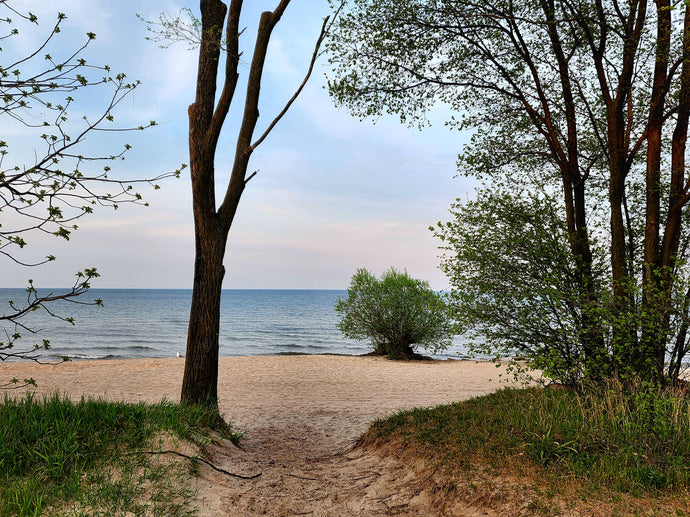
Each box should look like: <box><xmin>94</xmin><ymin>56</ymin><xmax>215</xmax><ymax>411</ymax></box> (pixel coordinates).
<box><xmin>368</xmin><ymin>385</ymin><xmax>690</xmax><ymax>511</ymax></box>
<box><xmin>432</xmin><ymin>189</ymin><xmax>593</xmax><ymax>385</ymax></box>
<box><xmin>0</xmin><ymin>393</ymin><xmax>238</xmax><ymax>516</ymax></box>
<box><xmin>336</xmin><ymin>268</ymin><xmax>454</xmax><ymax>359</ymax></box>
<box><xmin>328</xmin><ymin>0</ymin><xmax>690</xmax><ymax>388</ymax></box>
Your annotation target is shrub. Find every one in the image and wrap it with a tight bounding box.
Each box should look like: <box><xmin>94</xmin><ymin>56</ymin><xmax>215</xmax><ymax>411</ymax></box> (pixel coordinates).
<box><xmin>336</xmin><ymin>268</ymin><xmax>454</xmax><ymax>359</ymax></box>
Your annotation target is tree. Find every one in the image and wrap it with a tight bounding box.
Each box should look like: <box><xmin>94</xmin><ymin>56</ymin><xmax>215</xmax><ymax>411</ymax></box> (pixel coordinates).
<box><xmin>433</xmin><ymin>186</ymin><xmax>607</xmax><ymax>386</ymax></box>
<box><xmin>336</xmin><ymin>268</ymin><xmax>453</xmax><ymax>359</ymax></box>
<box><xmin>144</xmin><ymin>1</ymin><xmax>340</xmax><ymax>406</ymax></box>
<box><xmin>0</xmin><ymin>2</ymin><xmax>179</xmax><ymax>371</ymax></box>
<box><xmin>327</xmin><ymin>0</ymin><xmax>690</xmax><ymax>386</ymax></box>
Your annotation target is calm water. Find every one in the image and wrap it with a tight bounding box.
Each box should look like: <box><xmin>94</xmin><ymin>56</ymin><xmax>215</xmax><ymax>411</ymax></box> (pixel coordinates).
<box><xmin>0</xmin><ymin>289</ymin><xmax>473</xmax><ymax>361</ymax></box>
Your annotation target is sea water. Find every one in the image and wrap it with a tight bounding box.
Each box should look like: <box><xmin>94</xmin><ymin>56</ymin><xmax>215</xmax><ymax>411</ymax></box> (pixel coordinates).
<box><xmin>0</xmin><ymin>289</ymin><xmax>474</xmax><ymax>361</ymax></box>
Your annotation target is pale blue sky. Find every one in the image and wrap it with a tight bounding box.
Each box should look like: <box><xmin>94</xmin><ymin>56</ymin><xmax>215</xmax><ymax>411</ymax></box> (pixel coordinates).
<box><xmin>0</xmin><ymin>0</ymin><xmax>473</xmax><ymax>290</ymax></box>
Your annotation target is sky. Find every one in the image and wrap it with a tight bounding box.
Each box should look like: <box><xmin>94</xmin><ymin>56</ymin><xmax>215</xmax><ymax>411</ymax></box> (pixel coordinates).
<box><xmin>0</xmin><ymin>0</ymin><xmax>474</xmax><ymax>290</ymax></box>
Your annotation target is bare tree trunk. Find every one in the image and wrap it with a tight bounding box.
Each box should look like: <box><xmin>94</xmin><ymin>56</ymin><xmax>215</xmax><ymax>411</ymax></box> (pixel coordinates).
<box><xmin>179</xmin><ymin>0</ymin><xmax>333</xmax><ymax>406</ymax></box>
<box><xmin>181</xmin><ymin>217</ymin><xmax>228</xmax><ymax>405</ymax></box>
<box><xmin>179</xmin><ymin>0</ymin><xmax>230</xmax><ymax>407</ymax></box>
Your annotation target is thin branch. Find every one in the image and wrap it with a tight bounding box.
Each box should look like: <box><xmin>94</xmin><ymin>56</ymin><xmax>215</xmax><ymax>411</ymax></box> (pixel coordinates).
<box><xmin>250</xmin><ymin>5</ymin><xmax>343</xmax><ymax>151</ymax></box>
<box><xmin>244</xmin><ymin>170</ymin><xmax>258</xmax><ymax>184</ymax></box>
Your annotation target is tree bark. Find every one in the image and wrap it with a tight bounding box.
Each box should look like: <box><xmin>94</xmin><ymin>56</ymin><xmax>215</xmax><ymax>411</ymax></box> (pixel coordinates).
<box><xmin>181</xmin><ymin>2</ymin><xmax>286</xmax><ymax>407</ymax></box>
<box><xmin>657</xmin><ymin>2</ymin><xmax>690</xmax><ymax>381</ymax></box>
<box><xmin>181</xmin><ymin>222</ymin><xmax>227</xmax><ymax>404</ymax></box>
<box><xmin>180</xmin><ymin>0</ymin><xmax>230</xmax><ymax>407</ymax></box>
<box><xmin>639</xmin><ymin>0</ymin><xmax>671</xmax><ymax>383</ymax></box>
<box><xmin>541</xmin><ymin>0</ymin><xmax>606</xmax><ymax>375</ymax></box>
<box><xmin>581</xmin><ymin>0</ymin><xmax>647</xmax><ymax>370</ymax></box>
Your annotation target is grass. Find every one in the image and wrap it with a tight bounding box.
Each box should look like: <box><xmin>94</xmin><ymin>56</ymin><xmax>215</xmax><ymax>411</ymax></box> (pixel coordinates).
<box><xmin>0</xmin><ymin>393</ymin><xmax>240</xmax><ymax>516</ymax></box>
<box><xmin>367</xmin><ymin>383</ymin><xmax>690</xmax><ymax>514</ymax></box>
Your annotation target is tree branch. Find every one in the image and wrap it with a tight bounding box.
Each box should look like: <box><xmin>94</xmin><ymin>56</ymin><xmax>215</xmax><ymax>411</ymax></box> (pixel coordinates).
<box><xmin>250</xmin><ymin>3</ymin><xmax>343</xmax><ymax>151</ymax></box>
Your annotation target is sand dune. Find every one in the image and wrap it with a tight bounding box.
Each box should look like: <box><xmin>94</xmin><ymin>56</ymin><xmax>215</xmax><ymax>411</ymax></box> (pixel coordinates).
<box><xmin>1</xmin><ymin>355</ymin><xmax>516</xmax><ymax>515</ymax></box>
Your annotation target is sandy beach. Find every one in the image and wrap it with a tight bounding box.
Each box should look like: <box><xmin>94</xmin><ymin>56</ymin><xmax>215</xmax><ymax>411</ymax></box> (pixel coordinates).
<box><xmin>0</xmin><ymin>355</ymin><xmax>515</xmax><ymax>516</ymax></box>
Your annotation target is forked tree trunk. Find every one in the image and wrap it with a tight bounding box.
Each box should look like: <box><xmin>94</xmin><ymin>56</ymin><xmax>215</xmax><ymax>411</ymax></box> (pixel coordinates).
<box><xmin>179</xmin><ymin>0</ymin><xmax>230</xmax><ymax>407</ymax></box>
<box><xmin>178</xmin><ymin>0</ymin><xmax>330</xmax><ymax>406</ymax></box>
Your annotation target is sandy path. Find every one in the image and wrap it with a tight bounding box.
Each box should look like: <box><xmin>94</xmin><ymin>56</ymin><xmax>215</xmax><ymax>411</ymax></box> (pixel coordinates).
<box><xmin>0</xmin><ymin>355</ymin><xmax>514</xmax><ymax>516</ymax></box>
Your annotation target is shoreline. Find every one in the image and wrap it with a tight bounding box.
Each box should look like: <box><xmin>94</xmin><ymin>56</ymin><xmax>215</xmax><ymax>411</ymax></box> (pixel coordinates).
<box><xmin>4</xmin><ymin>351</ymin><xmax>486</xmax><ymax>363</ymax></box>
<box><xmin>0</xmin><ymin>355</ymin><xmax>512</xmax><ymax>438</ymax></box>
<box><xmin>31</xmin><ymin>350</ymin><xmax>486</xmax><ymax>363</ymax></box>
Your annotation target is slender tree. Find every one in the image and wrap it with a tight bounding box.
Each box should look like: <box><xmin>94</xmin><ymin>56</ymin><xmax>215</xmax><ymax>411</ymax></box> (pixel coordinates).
<box><xmin>159</xmin><ymin>1</ymin><xmax>339</xmax><ymax>406</ymax></box>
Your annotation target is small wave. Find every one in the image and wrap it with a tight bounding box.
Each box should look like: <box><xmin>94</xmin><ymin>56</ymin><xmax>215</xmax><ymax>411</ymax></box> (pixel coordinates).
<box><xmin>93</xmin><ymin>345</ymin><xmax>157</xmax><ymax>352</ymax></box>
<box><xmin>118</xmin><ymin>339</ymin><xmax>171</xmax><ymax>346</ymax></box>
<box><xmin>60</xmin><ymin>353</ymin><xmax>122</xmax><ymax>361</ymax></box>
<box><xmin>275</xmin><ymin>342</ymin><xmax>311</xmax><ymax>349</ymax></box>
<box><xmin>298</xmin><ymin>344</ymin><xmax>329</xmax><ymax>351</ymax></box>
<box><xmin>297</xmin><ymin>338</ymin><xmax>335</xmax><ymax>345</ymax></box>
<box><xmin>257</xmin><ymin>326</ymin><xmax>308</xmax><ymax>334</ymax></box>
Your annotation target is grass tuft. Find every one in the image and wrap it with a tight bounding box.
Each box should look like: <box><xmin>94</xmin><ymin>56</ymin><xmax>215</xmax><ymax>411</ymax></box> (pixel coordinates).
<box><xmin>368</xmin><ymin>383</ymin><xmax>690</xmax><ymax>506</ymax></box>
<box><xmin>0</xmin><ymin>393</ymin><xmax>240</xmax><ymax>516</ymax></box>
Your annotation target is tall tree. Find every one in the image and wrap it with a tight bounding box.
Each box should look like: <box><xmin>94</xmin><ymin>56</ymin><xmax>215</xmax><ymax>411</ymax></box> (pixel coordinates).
<box><xmin>154</xmin><ymin>1</ymin><xmax>338</xmax><ymax>406</ymax></box>
<box><xmin>0</xmin><ymin>2</ymin><xmax>178</xmax><ymax>369</ymax></box>
<box><xmin>328</xmin><ymin>0</ymin><xmax>690</xmax><ymax>385</ymax></box>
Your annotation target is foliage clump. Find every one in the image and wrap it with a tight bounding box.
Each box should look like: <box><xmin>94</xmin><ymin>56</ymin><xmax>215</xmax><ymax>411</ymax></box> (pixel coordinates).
<box><xmin>432</xmin><ymin>188</ymin><xmax>602</xmax><ymax>386</ymax></box>
<box><xmin>336</xmin><ymin>268</ymin><xmax>454</xmax><ymax>359</ymax></box>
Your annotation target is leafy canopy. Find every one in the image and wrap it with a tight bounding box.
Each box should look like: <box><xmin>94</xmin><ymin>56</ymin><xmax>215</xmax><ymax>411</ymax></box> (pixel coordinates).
<box><xmin>327</xmin><ymin>0</ymin><xmax>690</xmax><ymax>386</ymax></box>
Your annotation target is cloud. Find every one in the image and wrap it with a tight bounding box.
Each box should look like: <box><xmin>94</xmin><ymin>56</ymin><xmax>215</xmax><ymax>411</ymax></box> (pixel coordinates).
<box><xmin>134</xmin><ymin>44</ymin><xmax>197</xmax><ymax>108</ymax></box>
